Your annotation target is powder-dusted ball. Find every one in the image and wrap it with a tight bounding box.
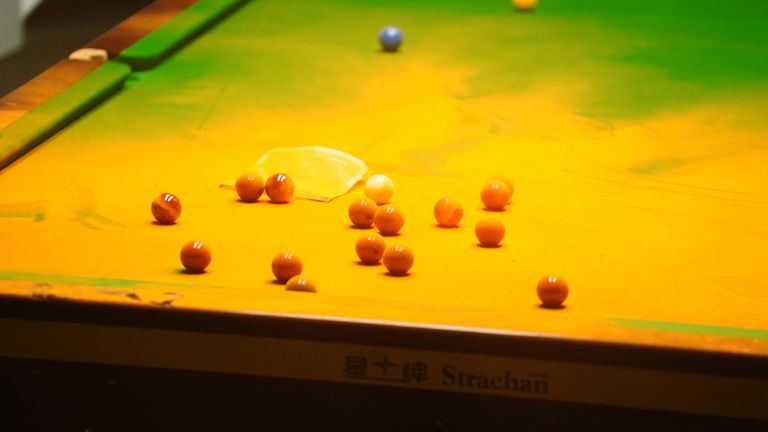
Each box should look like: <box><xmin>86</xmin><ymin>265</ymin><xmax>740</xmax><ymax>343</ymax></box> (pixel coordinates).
<box><xmin>151</xmin><ymin>192</ymin><xmax>181</xmax><ymax>224</ymax></box>
<box><xmin>434</xmin><ymin>196</ymin><xmax>464</xmax><ymax>227</ymax></box>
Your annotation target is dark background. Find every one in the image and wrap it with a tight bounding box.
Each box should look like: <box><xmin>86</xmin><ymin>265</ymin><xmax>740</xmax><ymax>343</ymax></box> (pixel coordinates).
<box><xmin>0</xmin><ymin>0</ymin><xmax>152</xmax><ymax>97</ymax></box>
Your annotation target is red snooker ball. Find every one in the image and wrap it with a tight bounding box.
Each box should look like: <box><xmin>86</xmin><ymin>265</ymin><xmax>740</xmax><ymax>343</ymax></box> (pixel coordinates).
<box><xmin>235</xmin><ymin>172</ymin><xmax>265</xmax><ymax>202</ymax></box>
<box><xmin>265</xmin><ymin>173</ymin><xmax>295</xmax><ymax>203</ymax></box>
<box><xmin>180</xmin><ymin>241</ymin><xmax>211</xmax><ymax>273</ymax></box>
<box><xmin>537</xmin><ymin>276</ymin><xmax>569</xmax><ymax>308</ymax></box>
<box><xmin>151</xmin><ymin>192</ymin><xmax>181</xmax><ymax>224</ymax></box>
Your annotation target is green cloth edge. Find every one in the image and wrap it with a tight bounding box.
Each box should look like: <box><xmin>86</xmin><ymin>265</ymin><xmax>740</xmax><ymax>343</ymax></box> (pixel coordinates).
<box><xmin>115</xmin><ymin>0</ymin><xmax>248</xmax><ymax>71</ymax></box>
<box><xmin>0</xmin><ymin>0</ymin><xmax>248</xmax><ymax>169</ymax></box>
<box><xmin>0</xmin><ymin>61</ymin><xmax>132</xmax><ymax>170</ymax></box>
<box><xmin>609</xmin><ymin>318</ymin><xmax>768</xmax><ymax>341</ymax></box>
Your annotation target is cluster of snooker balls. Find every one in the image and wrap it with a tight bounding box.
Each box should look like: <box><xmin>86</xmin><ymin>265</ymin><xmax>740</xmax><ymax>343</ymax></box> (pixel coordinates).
<box><xmin>150</xmin><ymin>170</ymin><xmax>569</xmax><ymax>308</ymax></box>
<box><xmin>151</xmin><ymin>172</ymin><xmax>315</xmax><ymax>293</ymax></box>
<box><xmin>152</xmin><ymin>6</ymin><xmax>571</xmax><ymax>308</ymax></box>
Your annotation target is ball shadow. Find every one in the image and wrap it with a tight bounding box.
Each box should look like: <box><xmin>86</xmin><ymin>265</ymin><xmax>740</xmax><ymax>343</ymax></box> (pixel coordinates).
<box><xmin>536</xmin><ymin>304</ymin><xmax>566</xmax><ymax>310</ymax></box>
<box><xmin>348</xmin><ymin>224</ymin><xmax>374</xmax><ymax>230</ymax></box>
<box><xmin>286</xmin><ymin>287</ymin><xmax>316</xmax><ymax>294</ymax></box>
<box><xmin>479</xmin><ymin>207</ymin><xmax>507</xmax><ymax>213</ymax></box>
<box><xmin>177</xmin><ymin>269</ymin><xmax>205</xmax><ymax>275</ymax></box>
<box><xmin>355</xmin><ymin>261</ymin><xmax>381</xmax><ymax>267</ymax></box>
<box><xmin>475</xmin><ymin>243</ymin><xmax>503</xmax><ymax>249</ymax></box>
<box><xmin>383</xmin><ymin>271</ymin><xmax>410</xmax><ymax>278</ymax></box>
<box><xmin>150</xmin><ymin>220</ymin><xmax>177</xmax><ymax>226</ymax></box>
<box><xmin>434</xmin><ymin>224</ymin><xmax>460</xmax><ymax>229</ymax></box>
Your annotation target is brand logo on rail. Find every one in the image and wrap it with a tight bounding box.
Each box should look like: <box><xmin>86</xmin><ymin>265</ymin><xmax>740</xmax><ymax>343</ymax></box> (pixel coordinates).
<box><xmin>442</xmin><ymin>365</ymin><xmax>549</xmax><ymax>394</ymax></box>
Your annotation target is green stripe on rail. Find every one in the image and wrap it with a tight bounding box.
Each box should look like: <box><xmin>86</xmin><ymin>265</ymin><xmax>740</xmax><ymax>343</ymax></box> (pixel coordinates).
<box><xmin>116</xmin><ymin>0</ymin><xmax>248</xmax><ymax>70</ymax></box>
<box><xmin>0</xmin><ymin>61</ymin><xmax>131</xmax><ymax>170</ymax></box>
<box><xmin>610</xmin><ymin>318</ymin><xmax>768</xmax><ymax>340</ymax></box>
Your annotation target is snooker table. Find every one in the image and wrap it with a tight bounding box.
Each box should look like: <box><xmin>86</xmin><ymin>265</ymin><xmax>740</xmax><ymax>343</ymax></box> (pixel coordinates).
<box><xmin>1</xmin><ymin>0</ymin><xmax>767</xmax><ymax>428</ymax></box>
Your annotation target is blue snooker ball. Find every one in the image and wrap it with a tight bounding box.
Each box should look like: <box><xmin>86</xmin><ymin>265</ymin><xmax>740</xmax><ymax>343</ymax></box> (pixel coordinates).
<box><xmin>379</xmin><ymin>26</ymin><xmax>403</xmax><ymax>52</ymax></box>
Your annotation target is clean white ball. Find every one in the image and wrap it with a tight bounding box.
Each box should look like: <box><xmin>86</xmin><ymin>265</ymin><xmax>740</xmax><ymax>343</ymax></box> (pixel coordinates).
<box><xmin>365</xmin><ymin>174</ymin><xmax>394</xmax><ymax>205</ymax></box>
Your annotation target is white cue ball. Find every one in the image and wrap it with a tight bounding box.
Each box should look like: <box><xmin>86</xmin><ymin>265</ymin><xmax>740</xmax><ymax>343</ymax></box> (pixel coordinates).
<box><xmin>513</xmin><ymin>0</ymin><xmax>538</xmax><ymax>12</ymax></box>
<box><xmin>364</xmin><ymin>174</ymin><xmax>394</xmax><ymax>205</ymax></box>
